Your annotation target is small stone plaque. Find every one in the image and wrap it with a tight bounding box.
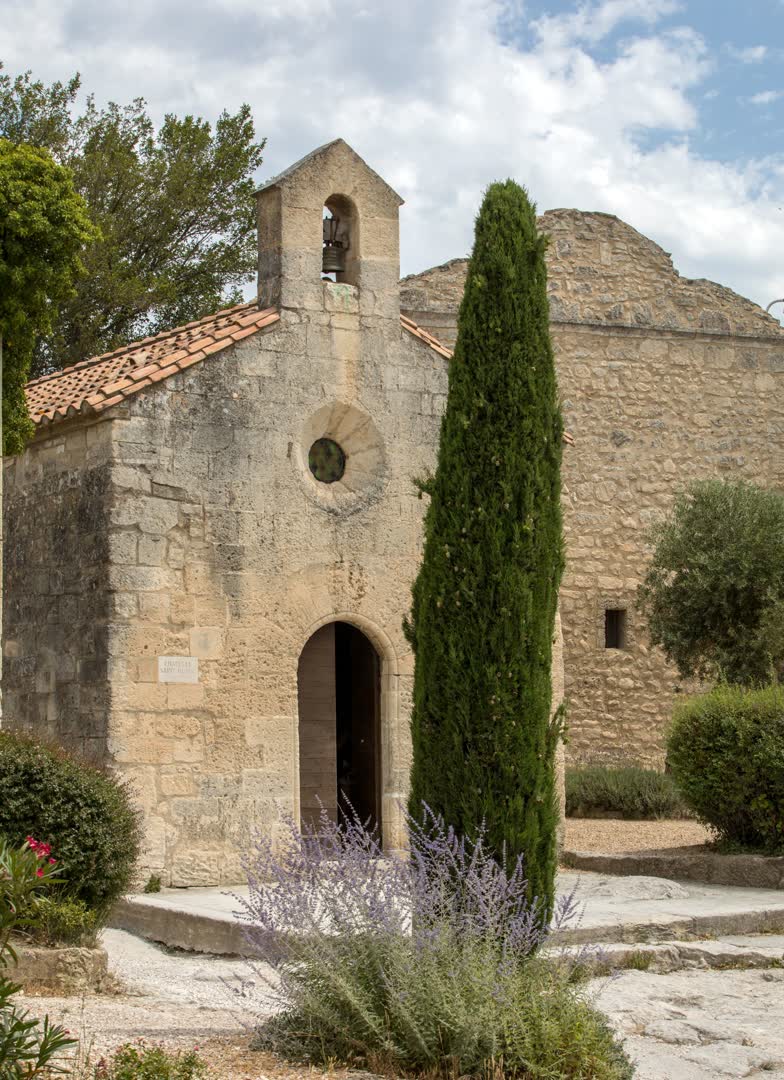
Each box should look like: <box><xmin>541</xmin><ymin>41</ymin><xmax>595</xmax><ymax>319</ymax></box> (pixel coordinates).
<box><xmin>158</xmin><ymin>656</ymin><xmax>199</xmax><ymax>684</ymax></box>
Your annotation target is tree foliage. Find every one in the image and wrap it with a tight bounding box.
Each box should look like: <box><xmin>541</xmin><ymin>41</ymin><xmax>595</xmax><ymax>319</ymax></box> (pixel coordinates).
<box><xmin>638</xmin><ymin>478</ymin><xmax>784</xmax><ymax>686</ymax></box>
<box><xmin>405</xmin><ymin>180</ymin><xmax>564</xmax><ymax>919</ymax></box>
<box><xmin>0</xmin><ymin>62</ymin><xmax>266</xmax><ymax>374</ymax></box>
<box><xmin>0</xmin><ymin>137</ymin><xmax>94</xmax><ymax>454</ymax></box>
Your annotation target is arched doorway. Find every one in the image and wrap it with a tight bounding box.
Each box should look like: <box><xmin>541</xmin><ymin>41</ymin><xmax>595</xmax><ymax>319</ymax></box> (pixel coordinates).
<box><xmin>297</xmin><ymin>621</ymin><xmax>381</xmax><ymax>832</ymax></box>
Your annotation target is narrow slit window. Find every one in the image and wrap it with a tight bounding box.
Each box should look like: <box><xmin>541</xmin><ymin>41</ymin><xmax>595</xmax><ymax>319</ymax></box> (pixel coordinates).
<box><xmin>605</xmin><ymin>608</ymin><xmax>626</xmax><ymax>649</ymax></box>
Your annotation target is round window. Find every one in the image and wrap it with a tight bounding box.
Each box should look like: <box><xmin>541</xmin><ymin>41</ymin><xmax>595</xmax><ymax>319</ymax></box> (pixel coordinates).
<box><xmin>308</xmin><ymin>438</ymin><xmax>346</xmax><ymax>484</ymax></box>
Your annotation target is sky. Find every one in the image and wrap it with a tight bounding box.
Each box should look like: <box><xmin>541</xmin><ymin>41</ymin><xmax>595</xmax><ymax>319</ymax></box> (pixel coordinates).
<box><xmin>3</xmin><ymin>0</ymin><xmax>784</xmax><ymax>310</ymax></box>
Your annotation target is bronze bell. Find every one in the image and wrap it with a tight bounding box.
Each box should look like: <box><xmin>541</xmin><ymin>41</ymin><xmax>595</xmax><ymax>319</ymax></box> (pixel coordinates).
<box><xmin>322</xmin><ymin>241</ymin><xmax>346</xmax><ymax>275</ymax></box>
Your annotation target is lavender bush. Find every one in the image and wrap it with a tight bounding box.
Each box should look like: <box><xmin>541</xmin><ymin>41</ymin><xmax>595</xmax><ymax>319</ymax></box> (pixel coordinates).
<box><xmin>237</xmin><ymin>806</ymin><xmax>633</xmax><ymax>1079</ymax></box>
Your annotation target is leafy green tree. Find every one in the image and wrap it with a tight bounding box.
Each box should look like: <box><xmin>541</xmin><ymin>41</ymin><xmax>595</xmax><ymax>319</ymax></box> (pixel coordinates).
<box><xmin>0</xmin><ymin>138</ymin><xmax>94</xmax><ymax>454</ymax></box>
<box><xmin>638</xmin><ymin>478</ymin><xmax>784</xmax><ymax>686</ymax></box>
<box><xmin>0</xmin><ymin>63</ymin><xmax>266</xmax><ymax>373</ymax></box>
<box><xmin>405</xmin><ymin>180</ymin><xmax>564</xmax><ymax>919</ymax></box>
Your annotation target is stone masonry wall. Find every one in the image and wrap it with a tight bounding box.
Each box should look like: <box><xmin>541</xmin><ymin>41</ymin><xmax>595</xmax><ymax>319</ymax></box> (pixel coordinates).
<box><xmin>3</xmin><ymin>421</ymin><xmax>114</xmax><ymax>761</ymax></box>
<box><xmin>401</xmin><ymin>209</ymin><xmax>784</xmax><ymax>765</ymax></box>
<box><xmin>100</xmin><ymin>283</ymin><xmax>448</xmax><ymax>885</ymax></box>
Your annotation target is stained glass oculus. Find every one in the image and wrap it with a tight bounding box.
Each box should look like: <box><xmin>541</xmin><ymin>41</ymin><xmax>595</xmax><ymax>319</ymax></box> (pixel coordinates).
<box><xmin>308</xmin><ymin>438</ymin><xmax>346</xmax><ymax>483</ymax></box>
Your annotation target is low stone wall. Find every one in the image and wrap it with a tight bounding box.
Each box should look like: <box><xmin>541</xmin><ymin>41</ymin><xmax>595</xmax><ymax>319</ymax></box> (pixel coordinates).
<box><xmin>11</xmin><ymin>943</ymin><xmax>109</xmax><ymax>993</ymax></box>
<box><xmin>563</xmin><ymin>848</ymin><xmax>784</xmax><ymax>890</ymax></box>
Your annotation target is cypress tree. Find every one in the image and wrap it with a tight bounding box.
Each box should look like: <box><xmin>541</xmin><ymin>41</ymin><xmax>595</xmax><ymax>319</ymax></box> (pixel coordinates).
<box><xmin>405</xmin><ymin>180</ymin><xmax>564</xmax><ymax>918</ymax></box>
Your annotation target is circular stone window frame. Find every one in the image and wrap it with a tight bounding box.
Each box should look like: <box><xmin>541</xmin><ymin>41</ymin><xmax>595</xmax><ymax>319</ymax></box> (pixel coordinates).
<box><xmin>296</xmin><ymin>402</ymin><xmax>386</xmax><ymax>515</ymax></box>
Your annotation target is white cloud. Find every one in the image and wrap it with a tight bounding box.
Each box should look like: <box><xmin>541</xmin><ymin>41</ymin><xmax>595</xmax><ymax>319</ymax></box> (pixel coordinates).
<box><xmin>748</xmin><ymin>89</ymin><xmax>783</xmax><ymax>106</ymax></box>
<box><xmin>533</xmin><ymin>0</ymin><xmax>681</xmax><ymax>47</ymax></box>
<box><xmin>2</xmin><ymin>0</ymin><xmax>784</xmax><ymax>311</ymax></box>
<box><xmin>728</xmin><ymin>44</ymin><xmax>768</xmax><ymax>63</ymax></box>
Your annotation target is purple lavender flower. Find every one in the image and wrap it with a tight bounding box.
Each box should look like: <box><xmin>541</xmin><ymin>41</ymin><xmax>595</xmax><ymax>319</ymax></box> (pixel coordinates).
<box><xmin>235</xmin><ymin>802</ymin><xmax>629</xmax><ymax>1077</ymax></box>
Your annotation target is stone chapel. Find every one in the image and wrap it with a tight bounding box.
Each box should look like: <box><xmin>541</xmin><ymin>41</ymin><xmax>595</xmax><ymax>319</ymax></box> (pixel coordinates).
<box><xmin>4</xmin><ymin>138</ymin><xmax>784</xmax><ymax>885</ymax></box>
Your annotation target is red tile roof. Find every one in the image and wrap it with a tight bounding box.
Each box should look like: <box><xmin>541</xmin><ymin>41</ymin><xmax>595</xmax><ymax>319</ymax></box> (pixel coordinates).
<box><xmin>400</xmin><ymin>314</ymin><xmax>453</xmax><ymax>359</ymax></box>
<box><xmin>26</xmin><ymin>303</ymin><xmax>280</xmax><ymax>427</ymax></box>
<box><xmin>25</xmin><ymin>306</ymin><xmax>572</xmax><ymax>446</ymax></box>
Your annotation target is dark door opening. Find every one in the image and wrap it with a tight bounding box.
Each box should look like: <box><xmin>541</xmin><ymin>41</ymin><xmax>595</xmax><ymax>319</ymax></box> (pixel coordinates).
<box><xmin>297</xmin><ymin>621</ymin><xmax>381</xmax><ymax>834</ymax></box>
<box><xmin>335</xmin><ymin>622</ymin><xmax>381</xmax><ymax>831</ymax></box>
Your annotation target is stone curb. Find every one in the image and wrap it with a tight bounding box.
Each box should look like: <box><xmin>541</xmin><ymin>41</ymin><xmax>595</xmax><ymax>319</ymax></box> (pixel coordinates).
<box><xmin>109</xmin><ymin>898</ymin><xmax>265</xmax><ymax>958</ymax></box>
<box><xmin>553</xmin><ymin>906</ymin><xmax>784</xmax><ymax>946</ymax></box>
<box><xmin>112</xmin><ymin>892</ymin><xmax>784</xmax><ymax>956</ymax></box>
<box><xmin>553</xmin><ymin>938</ymin><xmax>784</xmax><ymax>974</ymax></box>
<box><xmin>562</xmin><ymin>848</ymin><xmax>784</xmax><ymax>891</ymax></box>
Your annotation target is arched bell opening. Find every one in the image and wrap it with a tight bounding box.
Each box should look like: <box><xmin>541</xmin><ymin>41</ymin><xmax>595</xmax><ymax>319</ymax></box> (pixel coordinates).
<box><xmin>322</xmin><ymin>194</ymin><xmax>359</xmax><ymax>286</ymax></box>
<box><xmin>297</xmin><ymin>620</ymin><xmax>381</xmax><ymax>833</ymax></box>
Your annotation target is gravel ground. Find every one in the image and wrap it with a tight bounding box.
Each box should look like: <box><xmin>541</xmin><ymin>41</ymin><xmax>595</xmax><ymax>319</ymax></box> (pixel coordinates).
<box><xmin>18</xmin><ymin>929</ymin><xmax>276</xmax><ymax>1077</ymax></box>
<box><xmin>564</xmin><ymin>817</ymin><xmax>712</xmax><ymax>854</ymax></box>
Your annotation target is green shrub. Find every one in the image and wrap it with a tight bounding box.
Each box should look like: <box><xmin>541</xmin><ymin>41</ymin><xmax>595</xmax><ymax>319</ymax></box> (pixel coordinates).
<box><xmin>566</xmin><ymin>764</ymin><xmax>689</xmax><ymax>820</ymax></box>
<box><xmin>92</xmin><ymin>1043</ymin><xmax>208</xmax><ymax>1079</ymax></box>
<box><xmin>28</xmin><ymin>896</ymin><xmax>99</xmax><ymax>947</ymax></box>
<box><xmin>258</xmin><ymin>958</ymin><xmax>633</xmax><ymax>1080</ymax></box>
<box><xmin>0</xmin><ymin>731</ymin><xmax>142</xmax><ymax>915</ymax></box>
<box><xmin>668</xmin><ymin>684</ymin><xmax>784</xmax><ymax>851</ymax></box>
<box><xmin>143</xmin><ymin>875</ymin><xmax>162</xmax><ymax>894</ymax></box>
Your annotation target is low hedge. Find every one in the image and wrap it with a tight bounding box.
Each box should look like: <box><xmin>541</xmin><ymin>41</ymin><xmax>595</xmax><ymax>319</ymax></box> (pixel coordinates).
<box><xmin>668</xmin><ymin>684</ymin><xmax>784</xmax><ymax>852</ymax></box>
<box><xmin>566</xmin><ymin>763</ymin><xmax>689</xmax><ymax>820</ymax></box>
<box><xmin>0</xmin><ymin>731</ymin><xmax>142</xmax><ymax>914</ymax></box>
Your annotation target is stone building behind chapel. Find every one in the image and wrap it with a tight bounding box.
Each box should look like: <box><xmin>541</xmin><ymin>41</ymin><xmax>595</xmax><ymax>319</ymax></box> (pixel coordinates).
<box><xmin>4</xmin><ymin>139</ymin><xmax>784</xmax><ymax>885</ymax></box>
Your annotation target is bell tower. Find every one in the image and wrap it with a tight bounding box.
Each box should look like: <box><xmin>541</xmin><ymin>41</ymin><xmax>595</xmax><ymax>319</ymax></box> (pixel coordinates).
<box><xmin>256</xmin><ymin>139</ymin><xmax>403</xmax><ymax>320</ymax></box>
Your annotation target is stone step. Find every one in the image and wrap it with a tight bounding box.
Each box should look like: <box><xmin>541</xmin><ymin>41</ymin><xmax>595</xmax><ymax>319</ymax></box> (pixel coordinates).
<box><xmin>563</xmin><ymin>847</ymin><xmax>784</xmax><ymax>890</ymax></box>
<box><xmin>555</xmin><ymin>935</ymin><xmax>784</xmax><ymax>975</ymax></box>
<box><xmin>109</xmin><ymin>872</ymin><xmax>784</xmax><ymax>957</ymax></box>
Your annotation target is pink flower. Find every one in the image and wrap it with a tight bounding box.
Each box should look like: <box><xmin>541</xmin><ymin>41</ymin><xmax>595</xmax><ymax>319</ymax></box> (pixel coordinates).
<box><xmin>36</xmin><ymin>868</ymin><xmax>44</xmax><ymax>877</ymax></box>
<box><xmin>48</xmin><ymin>857</ymin><xmax>56</xmax><ymax>865</ymax></box>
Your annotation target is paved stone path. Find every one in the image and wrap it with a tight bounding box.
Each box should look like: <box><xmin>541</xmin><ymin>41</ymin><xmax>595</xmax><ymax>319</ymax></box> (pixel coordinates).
<box><xmin>31</xmin><ymin>871</ymin><xmax>784</xmax><ymax>1077</ymax></box>
<box><xmin>24</xmin><ymin>927</ymin><xmax>784</xmax><ymax>1077</ymax></box>
<box><xmin>594</xmin><ymin>966</ymin><xmax>784</xmax><ymax>1078</ymax></box>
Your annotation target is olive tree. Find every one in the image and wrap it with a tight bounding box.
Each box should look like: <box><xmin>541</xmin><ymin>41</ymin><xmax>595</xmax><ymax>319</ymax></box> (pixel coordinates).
<box><xmin>638</xmin><ymin>478</ymin><xmax>784</xmax><ymax>686</ymax></box>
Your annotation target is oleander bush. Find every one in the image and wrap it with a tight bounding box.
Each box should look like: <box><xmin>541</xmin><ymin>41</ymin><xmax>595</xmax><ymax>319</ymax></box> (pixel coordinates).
<box><xmin>0</xmin><ymin>731</ymin><xmax>142</xmax><ymax>915</ymax></box>
<box><xmin>668</xmin><ymin>684</ymin><xmax>784</xmax><ymax>852</ymax></box>
<box><xmin>566</xmin><ymin>764</ymin><xmax>690</xmax><ymax>820</ymax></box>
<box><xmin>239</xmin><ymin>806</ymin><xmax>634</xmax><ymax>1080</ymax></box>
<box><xmin>0</xmin><ymin>836</ymin><xmax>76</xmax><ymax>1077</ymax></box>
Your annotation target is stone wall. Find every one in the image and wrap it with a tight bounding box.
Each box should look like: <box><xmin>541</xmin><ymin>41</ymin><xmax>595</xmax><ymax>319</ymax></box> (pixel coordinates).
<box><xmin>90</xmin><ymin>239</ymin><xmax>452</xmax><ymax>883</ymax></box>
<box><xmin>3</xmin><ymin>421</ymin><xmax>113</xmax><ymax>760</ymax></box>
<box><xmin>401</xmin><ymin>209</ymin><xmax>784</xmax><ymax>765</ymax></box>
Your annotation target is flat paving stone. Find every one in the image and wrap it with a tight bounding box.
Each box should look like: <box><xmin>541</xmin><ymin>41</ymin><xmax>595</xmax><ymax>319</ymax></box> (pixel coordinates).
<box><xmin>593</xmin><ymin>967</ymin><xmax>784</xmax><ymax>1078</ymax></box>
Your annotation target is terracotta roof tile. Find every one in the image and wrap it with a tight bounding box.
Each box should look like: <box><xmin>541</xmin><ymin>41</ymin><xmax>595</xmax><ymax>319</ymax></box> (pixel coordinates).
<box><xmin>26</xmin><ymin>303</ymin><xmax>574</xmax><ymax>445</ymax></box>
<box><xmin>26</xmin><ymin>302</ymin><xmax>280</xmax><ymax>428</ymax></box>
<box><xmin>400</xmin><ymin>314</ymin><xmax>453</xmax><ymax>359</ymax></box>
